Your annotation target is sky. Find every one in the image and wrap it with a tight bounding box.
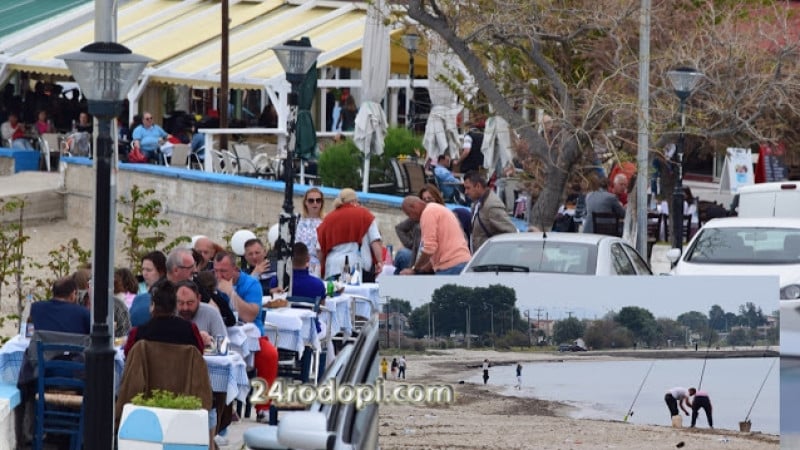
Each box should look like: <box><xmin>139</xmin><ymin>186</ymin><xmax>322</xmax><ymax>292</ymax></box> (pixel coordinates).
<box><xmin>378</xmin><ymin>274</ymin><xmax>780</xmax><ymax>320</ymax></box>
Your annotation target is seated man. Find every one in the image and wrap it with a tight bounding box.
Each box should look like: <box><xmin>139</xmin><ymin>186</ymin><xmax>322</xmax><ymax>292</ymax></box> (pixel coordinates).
<box><xmin>214</xmin><ymin>251</ymin><xmax>264</xmax><ymax>333</ymax></box>
<box><xmin>243</xmin><ymin>238</ymin><xmax>274</xmax><ymax>296</ymax></box>
<box><xmin>131</xmin><ymin>112</ymin><xmax>170</xmax><ymax>163</ymax></box>
<box><xmin>1</xmin><ymin>112</ymin><xmax>33</xmax><ymax>149</ymax></box>
<box><xmin>30</xmin><ymin>277</ymin><xmax>90</xmax><ymax>335</ymax></box>
<box><xmin>433</xmin><ymin>154</ymin><xmax>462</xmax><ymax>202</ymax></box>
<box><xmin>268</xmin><ymin>242</ymin><xmax>326</xmax><ymax>301</ymax></box>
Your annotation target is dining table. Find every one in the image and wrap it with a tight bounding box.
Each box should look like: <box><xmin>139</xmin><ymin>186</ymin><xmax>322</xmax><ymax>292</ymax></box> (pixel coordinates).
<box><xmin>0</xmin><ymin>334</ymin><xmax>250</xmax><ymax>406</ymax></box>
<box><xmin>341</xmin><ymin>282</ymin><xmax>381</xmax><ymax>318</ymax></box>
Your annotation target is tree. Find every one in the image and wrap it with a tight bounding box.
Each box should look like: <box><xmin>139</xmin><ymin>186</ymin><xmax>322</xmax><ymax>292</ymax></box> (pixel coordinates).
<box><xmin>656</xmin><ymin>318</ymin><xmax>685</xmax><ymax>348</ymax></box>
<box><xmin>677</xmin><ymin>311</ymin><xmax>709</xmax><ymax>334</ymax></box>
<box><xmin>403</xmin><ymin>0</ymin><xmax>800</xmax><ymax>233</ymax></box>
<box><xmin>616</xmin><ymin>306</ymin><xmax>658</xmax><ymax>345</ymax></box>
<box><xmin>386</xmin><ymin>298</ymin><xmax>412</xmax><ymax>317</ymax></box>
<box><xmin>584</xmin><ymin>319</ymin><xmax>632</xmax><ymax>349</ymax></box>
<box><xmin>553</xmin><ymin>317</ymin><xmax>585</xmax><ymax>344</ymax></box>
<box><xmin>408</xmin><ymin>305</ymin><xmax>430</xmax><ymax>339</ymax></box>
<box><xmin>708</xmin><ymin>304</ymin><xmax>727</xmax><ymax>332</ymax></box>
<box><xmin>739</xmin><ymin>302</ymin><xmax>766</xmax><ymax>329</ymax></box>
<box><xmin>727</xmin><ymin>328</ymin><xmax>750</xmax><ymax>346</ymax></box>
<box><xmin>430</xmin><ymin>284</ymin><xmax>476</xmax><ymax>336</ymax></box>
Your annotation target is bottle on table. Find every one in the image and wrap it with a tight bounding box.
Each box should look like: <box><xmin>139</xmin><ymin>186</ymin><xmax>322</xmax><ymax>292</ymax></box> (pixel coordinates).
<box><xmin>341</xmin><ymin>255</ymin><xmax>351</xmax><ymax>284</ymax></box>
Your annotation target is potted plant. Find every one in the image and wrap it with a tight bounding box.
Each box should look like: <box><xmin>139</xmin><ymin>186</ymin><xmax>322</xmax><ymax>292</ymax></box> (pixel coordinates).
<box><xmin>117</xmin><ymin>389</ymin><xmax>208</xmax><ymax>449</ymax></box>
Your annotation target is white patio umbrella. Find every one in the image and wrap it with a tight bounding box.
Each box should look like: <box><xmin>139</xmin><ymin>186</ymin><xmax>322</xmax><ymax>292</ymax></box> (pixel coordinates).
<box><xmin>481</xmin><ymin>115</ymin><xmax>514</xmax><ymax>179</ymax></box>
<box><xmin>353</xmin><ymin>0</ymin><xmax>390</xmax><ymax>193</ymax></box>
<box><xmin>422</xmin><ymin>38</ymin><xmax>462</xmax><ymax>162</ymax></box>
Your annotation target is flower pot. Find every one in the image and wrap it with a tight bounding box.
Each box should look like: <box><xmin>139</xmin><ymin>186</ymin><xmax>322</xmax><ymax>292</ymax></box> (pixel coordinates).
<box><xmin>118</xmin><ymin>403</ymin><xmax>208</xmax><ymax>449</ymax></box>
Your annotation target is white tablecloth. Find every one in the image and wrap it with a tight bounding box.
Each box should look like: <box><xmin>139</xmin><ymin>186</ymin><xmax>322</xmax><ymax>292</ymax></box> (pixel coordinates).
<box><xmin>342</xmin><ymin>283</ymin><xmax>381</xmax><ymax>318</ymax></box>
<box><xmin>323</xmin><ymin>296</ymin><xmax>352</xmax><ymax>335</ymax></box>
<box><xmin>226</xmin><ymin>323</ymin><xmax>261</xmax><ymax>367</ymax></box>
<box><xmin>263</xmin><ymin>308</ymin><xmax>319</xmax><ymax>353</ymax></box>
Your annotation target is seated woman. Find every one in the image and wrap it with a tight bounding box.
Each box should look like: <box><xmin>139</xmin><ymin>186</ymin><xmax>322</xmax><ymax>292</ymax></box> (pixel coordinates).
<box><xmin>123</xmin><ymin>279</ymin><xmax>204</xmax><ymax>357</ymax></box>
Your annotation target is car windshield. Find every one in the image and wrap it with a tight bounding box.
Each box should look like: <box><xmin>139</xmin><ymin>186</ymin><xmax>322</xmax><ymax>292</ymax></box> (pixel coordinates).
<box><xmin>469</xmin><ymin>241</ymin><xmax>598</xmax><ymax>275</ymax></box>
<box><xmin>684</xmin><ymin>227</ymin><xmax>800</xmax><ymax>264</ymax></box>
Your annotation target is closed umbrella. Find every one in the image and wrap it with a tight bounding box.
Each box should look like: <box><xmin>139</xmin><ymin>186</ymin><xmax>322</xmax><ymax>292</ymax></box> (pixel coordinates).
<box><xmin>422</xmin><ymin>41</ymin><xmax>462</xmax><ymax>162</ymax></box>
<box><xmin>353</xmin><ymin>0</ymin><xmax>389</xmax><ymax>192</ymax></box>
<box><xmin>481</xmin><ymin>115</ymin><xmax>514</xmax><ymax>179</ymax></box>
<box><xmin>296</xmin><ymin>60</ymin><xmax>318</xmax><ymax>183</ymax></box>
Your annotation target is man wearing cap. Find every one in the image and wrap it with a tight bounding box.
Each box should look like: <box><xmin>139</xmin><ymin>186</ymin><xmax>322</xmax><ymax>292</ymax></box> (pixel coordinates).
<box><xmin>316</xmin><ymin>188</ymin><xmax>384</xmax><ymax>282</ymax></box>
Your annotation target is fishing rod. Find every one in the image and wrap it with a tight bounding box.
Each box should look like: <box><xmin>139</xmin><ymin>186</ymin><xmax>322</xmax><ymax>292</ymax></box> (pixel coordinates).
<box><xmin>743</xmin><ymin>358</ymin><xmax>777</xmax><ymax>424</ymax></box>
<box><xmin>696</xmin><ymin>328</ymin><xmax>714</xmax><ymax>390</ymax></box>
<box><xmin>624</xmin><ymin>360</ymin><xmax>655</xmax><ymax>422</ymax></box>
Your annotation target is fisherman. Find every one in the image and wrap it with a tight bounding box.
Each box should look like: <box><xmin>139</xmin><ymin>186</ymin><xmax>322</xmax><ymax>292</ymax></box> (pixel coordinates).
<box><xmin>482</xmin><ymin>359</ymin><xmax>490</xmax><ymax>385</ymax></box>
<box><xmin>515</xmin><ymin>363</ymin><xmax>522</xmax><ymax>390</ymax></box>
<box><xmin>688</xmin><ymin>387</ymin><xmax>713</xmax><ymax>428</ymax></box>
<box><xmin>664</xmin><ymin>387</ymin><xmax>691</xmax><ymax>427</ymax></box>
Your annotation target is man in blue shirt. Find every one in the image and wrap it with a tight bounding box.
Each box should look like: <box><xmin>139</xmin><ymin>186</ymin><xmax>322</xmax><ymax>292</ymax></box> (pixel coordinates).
<box><xmin>131</xmin><ymin>112</ymin><xmax>170</xmax><ymax>163</ymax></box>
<box><xmin>214</xmin><ymin>251</ymin><xmax>264</xmax><ymax>334</ymax></box>
<box><xmin>434</xmin><ymin>154</ymin><xmax>462</xmax><ymax>202</ymax></box>
<box><xmin>30</xmin><ymin>277</ymin><xmax>90</xmax><ymax>335</ymax></box>
<box><xmin>269</xmin><ymin>242</ymin><xmax>325</xmax><ymax>300</ymax></box>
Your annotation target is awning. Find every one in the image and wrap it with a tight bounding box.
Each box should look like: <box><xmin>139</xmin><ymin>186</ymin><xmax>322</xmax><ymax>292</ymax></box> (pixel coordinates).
<box><xmin>0</xmin><ymin>0</ymin><xmax>92</xmax><ymax>38</ymax></box>
<box><xmin>0</xmin><ymin>0</ymin><xmax>427</xmax><ymax>90</ymax></box>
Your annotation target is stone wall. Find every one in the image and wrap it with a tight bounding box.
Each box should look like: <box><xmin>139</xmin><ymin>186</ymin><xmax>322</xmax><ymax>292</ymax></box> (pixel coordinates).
<box><xmin>62</xmin><ymin>158</ymin><xmax>410</xmax><ymax>253</ymax></box>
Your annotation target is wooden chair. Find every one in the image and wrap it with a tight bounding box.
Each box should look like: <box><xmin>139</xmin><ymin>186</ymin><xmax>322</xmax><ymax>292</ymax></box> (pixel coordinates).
<box><xmin>34</xmin><ymin>341</ymin><xmax>86</xmax><ymax>450</ymax></box>
<box><xmin>402</xmin><ymin>161</ymin><xmax>428</xmax><ymax>195</ymax></box>
<box><xmin>591</xmin><ymin>212</ymin><xmax>623</xmax><ymax>237</ymax></box>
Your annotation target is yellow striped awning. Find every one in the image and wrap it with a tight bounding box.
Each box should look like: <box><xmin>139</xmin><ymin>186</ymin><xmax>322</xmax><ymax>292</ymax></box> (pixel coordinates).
<box><xmin>0</xmin><ymin>0</ymin><xmax>427</xmax><ymax>89</ymax></box>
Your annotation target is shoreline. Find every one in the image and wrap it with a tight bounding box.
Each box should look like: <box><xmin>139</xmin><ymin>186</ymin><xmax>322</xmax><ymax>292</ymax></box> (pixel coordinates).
<box><xmin>378</xmin><ymin>349</ymin><xmax>778</xmax><ymax>449</ymax></box>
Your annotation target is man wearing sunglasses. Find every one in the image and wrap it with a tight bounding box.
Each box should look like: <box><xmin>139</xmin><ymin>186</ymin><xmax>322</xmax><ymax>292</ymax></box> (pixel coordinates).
<box><xmin>131</xmin><ymin>111</ymin><xmax>171</xmax><ymax>164</ymax></box>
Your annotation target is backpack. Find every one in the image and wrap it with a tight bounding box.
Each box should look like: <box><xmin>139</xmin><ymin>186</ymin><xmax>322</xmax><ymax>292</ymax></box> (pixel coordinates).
<box><xmin>552</xmin><ymin>213</ymin><xmax>577</xmax><ymax>232</ymax></box>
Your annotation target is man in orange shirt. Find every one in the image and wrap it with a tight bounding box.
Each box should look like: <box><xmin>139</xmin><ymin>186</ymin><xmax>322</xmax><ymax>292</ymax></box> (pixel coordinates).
<box><xmin>399</xmin><ymin>196</ymin><xmax>471</xmax><ymax>275</ymax></box>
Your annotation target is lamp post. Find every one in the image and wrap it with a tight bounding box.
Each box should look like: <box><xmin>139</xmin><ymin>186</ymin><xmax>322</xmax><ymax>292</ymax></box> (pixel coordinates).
<box><xmin>483</xmin><ymin>303</ymin><xmax>494</xmax><ymax>348</ymax></box>
<box><xmin>58</xmin><ymin>42</ymin><xmax>150</xmax><ymax>450</ymax></box>
<box><xmin>666</xmin><ymin>66</ymin><xmax>703</xmax><ymax>250</ymax></box>
<box><xmin>402</xmin><ymin>32</ymin><xmax>419</xmax><ymax>130</ymax></box>
<box><xmin>271</xmin><ymin>38</ymin><xmax>321</xmax><ymax>292</ymax></box>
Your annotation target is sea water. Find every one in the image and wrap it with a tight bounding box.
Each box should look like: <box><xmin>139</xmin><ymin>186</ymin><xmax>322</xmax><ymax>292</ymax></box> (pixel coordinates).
<box><xmin>468</xmin><ymin>357</ymin><xmax>778</xmax><ymax>434</ymax></box>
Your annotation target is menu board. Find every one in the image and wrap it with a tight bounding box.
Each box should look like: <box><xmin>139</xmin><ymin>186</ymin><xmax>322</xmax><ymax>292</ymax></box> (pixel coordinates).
<box><xmin>760</xmin><ymin>142</ymin><xmax>789</xmax><ymax>182</ymax></box>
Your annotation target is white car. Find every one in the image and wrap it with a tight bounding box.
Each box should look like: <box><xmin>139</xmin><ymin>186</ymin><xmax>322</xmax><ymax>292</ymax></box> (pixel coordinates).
<box><xmin>462</xmin><ymin>232</ymin><xmax>652</xmax><ymax>276</ymax></box>
<box><xmin>667</xmin><ymin>217</ymin><xmax>800</xmax><ymax>300</ymax></box>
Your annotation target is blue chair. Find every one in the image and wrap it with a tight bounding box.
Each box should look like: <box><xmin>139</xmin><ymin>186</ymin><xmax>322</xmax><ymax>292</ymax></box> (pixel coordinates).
<box><xmin>34</xmin><ymin>341</ymin><xmax>86</xmax><ymax>450</ymax></box>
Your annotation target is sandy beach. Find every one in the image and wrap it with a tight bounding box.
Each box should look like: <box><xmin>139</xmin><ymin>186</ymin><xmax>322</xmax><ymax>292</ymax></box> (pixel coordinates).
<box><xmin>378</xmin><ymin>349</ymin><xmax>779</xmax><ymax>450</ymax></box>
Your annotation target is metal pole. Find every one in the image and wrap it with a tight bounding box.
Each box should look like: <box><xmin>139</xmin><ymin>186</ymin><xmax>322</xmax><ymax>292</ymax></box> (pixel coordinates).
<box><xmin>636</xmin><ymin>0</ymin><xmax>651</xmax><ymax>256</ymax></box>
<box><xmin>408</xmin><ymin>52</ymin><xmax>415</xmax><ymax>130</ymax></box>
<box><xmin>672</xmin><ymin>99</ymin><xmax>686</xmax><ymax>250</ymax></box>
<box><xmin>219</xmin><ymin>0</ymin><xmax>229</xmax><ymax>152</ymax></box>
<box><xmin>277</xmin><ymin>86</ymin><xmax>299</xmax><ymax>293</ymax></box>
<box><xmin>84</xmin><ymin>100</ymin><xmax>119</xmax><ymax>450</ymax></box>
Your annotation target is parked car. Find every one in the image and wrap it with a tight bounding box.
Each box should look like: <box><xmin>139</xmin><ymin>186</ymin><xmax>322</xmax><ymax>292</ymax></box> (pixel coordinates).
<box><xmin>461</xmin><ymin>232</ymin><xmax>652</xmax><ymax>276</ymax></box>
<box><xmin>244</xmin><ymin>319</ymin><xmax>380</xmax><ymax>450</ymax></box>
<box><xmin>558</xmin><ymin>344</ymin><xmax>587</xmax><ymax>352</ymax></box>
<box><xmin>733</xmin><ymin>181</ymin><xmax>800</xmax><ymax>218</ymax></box>
<box><xmin>666</xmin><ymin>217</ymin><xmax>800</xmax><ymax>300</ymax></box>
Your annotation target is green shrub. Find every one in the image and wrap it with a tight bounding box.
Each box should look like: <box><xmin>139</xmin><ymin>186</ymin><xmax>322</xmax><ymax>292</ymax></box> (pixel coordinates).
<box><xmin>318</xmin><ymin>139</ymin><xmax>362</xmax><ymax>189</ymax></box>
<box><xmin>383</xmin><ymin>127</ymin><xmax>423</xmax><ymax>160</ymax></box>
<box><xmin>130</xmin><ymin>389</ymin><xmax>202</xmax><ymax>410</ymax></box>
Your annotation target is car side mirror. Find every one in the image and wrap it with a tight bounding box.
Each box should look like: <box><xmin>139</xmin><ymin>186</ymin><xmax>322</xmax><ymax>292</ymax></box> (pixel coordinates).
<box><xmin>666</xmin><ymin>248</ymin><xmax>681</xmax><ymax>264</ymax></box>
<box><xmin>277</xmin><ymin>411</ymin><xmax>331</xmax><ymax>449</ymax></box>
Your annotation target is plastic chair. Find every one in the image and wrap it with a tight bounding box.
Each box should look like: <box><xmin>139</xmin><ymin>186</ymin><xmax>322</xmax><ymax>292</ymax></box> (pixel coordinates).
<box><xmin>169</xmin><ymin>143</ymin><xmax>190</xmax><ymax>168</ymax></box>
<box><xmin>34</xmin><ymin>341</ymin><xmax>86</xmax><ymax>450</ymax></box>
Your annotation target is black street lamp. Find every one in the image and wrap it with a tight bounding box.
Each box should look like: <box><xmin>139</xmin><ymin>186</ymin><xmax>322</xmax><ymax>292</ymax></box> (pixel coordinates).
<box><xmin>666</xmin><ymin>66</ymin><xmax>703</xmax><ymax>250</ymax></box>
<box><xmin>58</xmin><ymin>42</ymin><xmax>150</xmax><ymax>450</ymax></box>
<box><xmin>402</xmin><ymin>32</ymin><xmax>419</xmax><ymax>131</ymax></box>
<box><xmin>271</xmin><ymin>38</ymin><xmax>321</xmax><ymax>292</ymax></box>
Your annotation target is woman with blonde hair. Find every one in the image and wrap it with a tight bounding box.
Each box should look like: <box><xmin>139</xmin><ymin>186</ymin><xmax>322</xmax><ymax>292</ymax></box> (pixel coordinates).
<box><xmin>297</xmin><ymin>187</ymin><xmax>326</xmax><ymax>275</ymax></box>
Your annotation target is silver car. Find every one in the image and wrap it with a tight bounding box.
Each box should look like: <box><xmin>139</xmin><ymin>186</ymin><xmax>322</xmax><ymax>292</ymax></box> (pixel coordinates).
<box><xmin>462</xmin><ymin>232</ymin><xmax>652</xmax><ymax>276</ymax></box>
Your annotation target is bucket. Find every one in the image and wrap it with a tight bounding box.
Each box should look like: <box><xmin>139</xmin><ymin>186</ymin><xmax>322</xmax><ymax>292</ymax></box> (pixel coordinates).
<box><xmin>739</xmin><ymin>420</ymin><xmax>751</xmax><ymax>432</ymax></box>
<box><xmin>671</xmin><ymin>415</ymin><xmax>682</xmax><ymax>428</ymax></box>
